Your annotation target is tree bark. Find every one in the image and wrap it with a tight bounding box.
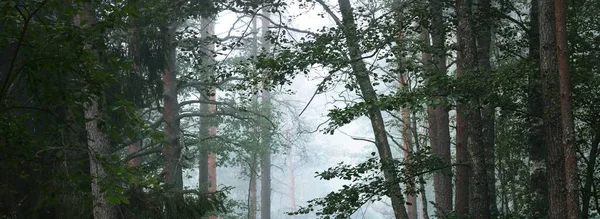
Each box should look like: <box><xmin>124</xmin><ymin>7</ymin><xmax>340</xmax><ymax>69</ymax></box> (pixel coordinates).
<box><xmin>248</xmin><ymin>155</ymin><xmax>258</xmax><ymax>219</ymax></box>
<box><xmin>76</xmin><ymin>4</ymin><xmax>118</xmax><ymax>219</ymax></box>
<box><xmin>286</xmin><ymin>147</ymin><xmax>296</xmax><ymax>212</ymax></box>
<box><xmin>582</xmin><ymin>133</ymin><xmax>599</xmax><ymax>219</ymax></box>
<box><xmin>527</xmin><ymin>0</ymin><xmax>549</xmax><ymax>217</ymax></box>
<box><xmin>260</xmin><ymin>11</ymin><xmax>272</xmax><ymax>219</ymax></box>
<box><xmin>337</xmin><ymin>0</ymin><xmax>409</xmax><ymax>218</ymax></box>
<box><xmin>539</xmin><ymin>0</ymin><xmax>567</xmax><ymax>217</ymax></box>
<box><xmin>474</xmin><ymin>0</ymin><xmax>497</xmax><ymax>214</ymax></box>
<box><xmin>430</xmin><ymin>0</ymin><xmax>453</xmax><ymax>215</ymax></box>
<box><xmin>554</xmin><ymin>0</ymin><xmax>580</xmax><ymax>217</ymax></box>
<box><xmin>456</xmin><ymin>0</ymin><xmax>490</xmax><ymax>217</ymax></box>
<box><xmin>454</xmin><ymin>41</ymin><xmax>470</xmax><ymax>219</ymax></box>
<box><xmin>400</xmin><ymin>68</ymin><xmax>417</xmax><ymax>219</ymax></box>
<box><xmin>412</xmin><ymin>112</ymin><xmax>430</xmax><ymax>219</ymax></box>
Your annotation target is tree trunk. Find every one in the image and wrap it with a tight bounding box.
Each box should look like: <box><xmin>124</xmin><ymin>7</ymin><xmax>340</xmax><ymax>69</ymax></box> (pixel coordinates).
<box><xmin>554</xmin><ymin>0</ymin><xmax>580</xmax><ymax>217</ymax></box>
<box><xmin>456</xmin><ymin>0</ymin><xmax>490</xmax><ymax>217</ymax></box>
<box><xmin>454</xmin><ymin>43</ymin><xmax>470</xmax><ymax>219</ymax></box>
<box><xmin>248</xmin><ymin>155</ymin><xmax>258</xmax><ymax>219</ymax></box>
<box><xmin>400</xmin><ymin>69</ymin><xmax>417</xmax><ymax>219</ymax></box>
<box><xmin>337</xmin><ymin>0</ymin><xmax>409</xmax><ymax>218</ymax></box>
<box><xmin>527</xmin><ymin>0</ymin><xmax>549</xmax><ymax>217</ymax></box>
<box><xmin>76</xmin><ymin>4</ymin><xmax>118</xmax><ymax>219</ymax></box>
<box><xmin>474</xmin><ymin>0</ymin><xmax>497</xmax><ymax>214</ymax></box>
<box><xmin>430</xmin><ymin>0</ymin><xmax>453</xmax><ymax>215</ymax></box>
<box><xmin>582</xmin><ymin>133</ymin><xmax>599</xmax><ymax>219</ymax></box>
<box><xmin>286</xmin><ymin>148</ymin><xmax>296</xmax><ymax>212</ymax></box>
<box><xmin>260</xmin><ymin>11</ymin><xmax>272</xmax><ymax>219</ymax></box>
<box><xmin>539</xmin><ymin>0</ymin><xmax>567</xmax><ymax>217</ymax></box>
<box><xmin>412</xmin><ymin>112</ymin><xmax>430</xmax><ymax>219</ymax></box>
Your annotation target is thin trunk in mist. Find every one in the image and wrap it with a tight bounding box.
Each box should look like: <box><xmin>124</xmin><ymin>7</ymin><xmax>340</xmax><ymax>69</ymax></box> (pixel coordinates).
<box><xmin>248</xmin><ymin>155</ymin><xmax>258</xmax><ymax>219</ymax></box>
<box><xmin>456</xmin><ymin>0</ymin><xmax>490</xmax><ymax>217</ymax></box>
<box><xmin>555</xmin><ymin>0</ymin><xmax>580</xmax><ymax>217</ymax></box>
<box><xmin>260</xmin><ymin>11</ymin><xmax>272</xmax><ymax>219</ymax></box>
<box><xmin>412</xmin><ymin>112</ymin><xmax>430</xmax><ymax>219</ymax></box>
<box><xmin>204</xmin><ymin>17</ymin><xmax>218</xmax><ymax>219</ymax></box>
<box><xmin>76</xmin><ymin>4</ymin><xmax>117</xmax><ymax>219</ymax></box>
<box><xmin>539</xmin><ymin>0</ymin><xmax>567</xmax><ymax>217</ymax></box>
<box><xmin>198</xmin><ymin>17</ymin><xmax>214</xmax><ymax>191</ymax></box>
<box><xmin>336</xmin><ymin>0</ymin><xmax>409</xmax><ymax>218</ymax></box>
<box><xmin>582</xmin><ymin>133</ymin><xmax>599</xmax><ymax>219</ymax></box>
<box><xmin>474</xmin><ymin>0</ymin><xmax>497</xmax><ymax>215</ymax></box>
<box><xmin>397</xmin><ymin>15</ymin><xmax>417</xmax><ymax>219</ymax></box>
<box><xmin>527</xmin><ymin>0</ymin><xmax>548</xmax><ymax>217</ymax></box>
<box><xmin>286</xmin><ymin>147</ymin><xmax>296</xmax><ymax>211</ymax></box>
<box><xmin>399</xmin><ymin>65</ymin><xmax>417</xmax><ymax>219</ymax></box>
<box><xmin>430</xmin><ymin>0</ymin><xmax>453</xmax><ymax>215</ymax></box>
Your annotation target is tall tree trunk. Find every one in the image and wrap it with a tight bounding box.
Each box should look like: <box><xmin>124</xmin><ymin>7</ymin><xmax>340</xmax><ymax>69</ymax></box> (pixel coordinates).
<box><xmin>207</xmin><ymin>40</ymin><xmax>218</xmax><ymax>219</ymax></box>
<box><xmin>454</xmin><ymin>43</ymin><xmax>470</xmax><ymax>219</ymax></box>
<box><xmin>161</xmin><ymin>26</ymin><xmax>184</xmax><ymax>217</ymax></box>
<box><xmin>75</xmin><ymin>4</ymin><xmax>118</xmax><ymax>219</ymax></box>
<box><xmin>456</xmin><ymin>0</ymin><xmax>490</xmax><ymax>217</ymax></box>
<box><xmin>412</xmin><ymin>112</ymin><xmax>430</xmax><ymax>219</ymax></box>
<box><xmin>539</xmin><ymin>0</ymin><xmax>567</xmax><ymax>217</ymax></box>
<box><xmin>582</xmin><ymin>133</ymin><xmax>599</xmax><ymax>219</ymax></box>
<box><xmin>400</xmin><ymin>67</ymin><xmax>417</xmax><ymax>219</ymax></box>
<box><xmin>527</xmin><ymin>0</ymin><xmax>548</xmax><ymax>217</ymax></box>
<box><xmin>554</xmin><ymin>0</ymin><xmax>580</xmax><ymax>217</ymax></box>
<box><xmin>474</xmin><ymin>0</ymin><xmax>497</xmax><ymax>215</ymax></box>
<box><xmin>337</xmin><ymin>0</ymin><xmax>409</xmax><ymax>218</ymax></box>
<box><xmin>248</xmin><ymin>155</ymin><xmax>258</xmax><ymax>219</ymax></box>
<box><xmin>430</xmin><ymin>0</ymin><xmax>453</xmax><ymax>215</ymax></box>
<box><xmin>198</xmin><ymin>16</ymin><xmax>214</xmax><ymax>192</ymax></box>
<box><xmin>260</xmin><ymin>11</ymin><xmax>272</xmax><ymax>219</ymax></box>
<box><xmin>286</xmin><ymin>147</ymin><xmax>296</xmax><ymax>212</ymax></box>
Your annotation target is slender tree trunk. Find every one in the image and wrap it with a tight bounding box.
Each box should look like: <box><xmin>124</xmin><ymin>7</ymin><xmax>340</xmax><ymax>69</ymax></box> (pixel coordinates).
<box><xmin>412</xmin><ymin>112</ymin><xmax>430</xmax><ymax>219</ymax></box>
<box><xmin>198</xmin><ymin>17</ymin><xmax>214</xmax><ymax>192</ymax></box>
<box><xmin>260</xmin><ymin>11</ymin><xmax>272</xmax><ymax>219</ymax></box>
<box><xmin>400</xmin><ymin>69</ymin><xmax>417</xmax><ymax>219</ymax></box>
<box><xmin>286</xmin><ymin>147</ymin><xmax>296</xmax><ymax>212</ymax></box>
<box><xmin>528</xmin><ymin>0</ymin><xmax>548</xmax><ymax>217</ymax></box>
<box><xmin>76</xmin><ymin>4</ymin><xmax>117</xmax><ymax>219</ymax></box>
<box><xmin>430</xmin><ymin>0</ymin><xmax>453</xmax><ymax>215</ymax></box>
<box><xmin>474</xmin><ymin>0</ymin><xmax>497</xmax><ymax>214</ymax></box>
<box><xmin>454</xmin><ymin>10</ymin><xmax>470</xmax><ymax>219</ymax></box>
<box><xmin>337</xmin><ymin>0</ymin><xmax>409</xmax><ymax>218</ymax></box>
<box><xmin>582</xmin><ymin>133</ymin><xmax>600</xmax><ymax>219</ymax></box>
<box><xmin>539</xmin><ymin>0</ymin><xmax>567</xmax><ymax>217</ymax></box>
<box><xmin>248</xmin><ymin>155</ymin><xmax>258</xmax><ymax>219</ymax></box>
<box><xmin>456</xmin><ymin>0</ymin><xmax>490</xmax><ymax>217</ymax></box>
<box><xmin>554</xmin><ymin>0</ymin><xmax>580</xmax><ymax>218</ymax></box>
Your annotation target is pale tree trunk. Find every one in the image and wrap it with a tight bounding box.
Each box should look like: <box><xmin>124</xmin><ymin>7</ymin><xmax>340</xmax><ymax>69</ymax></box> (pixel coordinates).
<box><xmin>260</xmin><ymin>10</ymin><xmax>272</xmax><ymax>219</ymax></box>
<box><xmin>399</xmin><ymin>66</ymin><xmax>417</xmax><ymax>219</ymax></box>
<box><xmin>397</xmin><ymin>16</ymin><xmax>417</xmax><ymax>219</ymax></box>
<box><xmin>412</xmin><ymin>112</ymin><xmax>430</xmax><ymax>219</ymax></box>
<box><xmin>206</xmin><ymin>17</ymin><xmax>218</xmax><ymax>219</ymax></box>
<box><xmin>337</xmin><ymin>0</ymin><xmax>409</xmax><ymax>218</ymax></box>
<box><xmin>539</xmin><ymin>0</ymin><xmax>567</xmax><ymax>217</ymax></box>
<box><xmin>248</xmin><ymin>155</ymin><xmax>258</xmax><ymax>219</ymax></box>
<box><xmin>474</xmin><ymin>0</ymin><xmax>497</xmax><ymax>215</ymax></box>
<box><xmin>198</xmin><ymin>16</ymin><xmax>214</xmax><ymax>192</ymax></box>
<box><xmin>527</xmin><ymin>0</ymin><xmax>548</xmax><ymax>217</ymax></box>
<box><xmin>75</xmin><ymin>4</ymin><xmax>118</xmax><ymax>219</ymax></box>
<box><xmin>456</xmin><ymin>0</ymin><xmax>490</xmax><ymax>217</ymax></box>
<box><xmin>430</xmin><ymin>0</ymin><xmax>453</xmax><ymax>215</ymax></box>
<box><xmin>286</xmin><ymin>147</ymin><xmax>296</xmax><ymax>212</ymax></box>
<box><xmin>554</xmin><ymin>0</ymin><xmax>580</xmax><ymax>217</ymax></box>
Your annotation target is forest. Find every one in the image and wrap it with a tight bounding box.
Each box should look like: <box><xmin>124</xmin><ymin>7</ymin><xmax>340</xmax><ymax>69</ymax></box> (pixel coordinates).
<box><xmin>1</xmin><ymin>0</ymin><xmax>599</xmax><ymax>218</ymax></box>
